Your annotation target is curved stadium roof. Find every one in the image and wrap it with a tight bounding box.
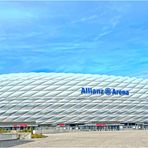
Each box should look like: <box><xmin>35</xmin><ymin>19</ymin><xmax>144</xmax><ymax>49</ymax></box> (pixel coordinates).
<box><xmin>0</xmin><ymin>73</ymin><xmax>148</xmax><ymax>124</ymax></box>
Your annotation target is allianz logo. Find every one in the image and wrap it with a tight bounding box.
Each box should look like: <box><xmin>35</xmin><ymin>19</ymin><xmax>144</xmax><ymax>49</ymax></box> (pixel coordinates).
<box><xmin>81</xmin><ymin>87</ymin><xmax>129</xmax><ymax>95</ymax></box>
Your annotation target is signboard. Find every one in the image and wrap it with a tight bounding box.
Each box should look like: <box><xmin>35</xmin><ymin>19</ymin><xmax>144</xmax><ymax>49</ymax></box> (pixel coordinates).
<box><xmin>81</xmin><ymin>87</ymin><xmax>129</xmax><ymax>95</ymax></box>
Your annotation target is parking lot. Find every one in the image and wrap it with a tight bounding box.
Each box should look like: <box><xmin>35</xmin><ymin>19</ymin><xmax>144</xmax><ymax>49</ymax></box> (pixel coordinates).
<box><xmin>11</xmin><ymin>130</ymin><xmax>148</xmax><ymax>148</ymax></box>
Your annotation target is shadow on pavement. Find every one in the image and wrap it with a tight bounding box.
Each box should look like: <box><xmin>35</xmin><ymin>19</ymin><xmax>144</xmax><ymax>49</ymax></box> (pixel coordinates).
<box><xmin>0</xmin><ymin>139</ymin><xmax>33</xmax><ymax>147</ymax></box>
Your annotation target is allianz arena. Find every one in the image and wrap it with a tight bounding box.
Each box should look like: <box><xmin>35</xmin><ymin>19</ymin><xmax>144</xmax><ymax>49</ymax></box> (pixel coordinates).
<box><xmin>0</xmin><ymin>72</ymin><xmax>148</xmax><ymax>130</ymax></box>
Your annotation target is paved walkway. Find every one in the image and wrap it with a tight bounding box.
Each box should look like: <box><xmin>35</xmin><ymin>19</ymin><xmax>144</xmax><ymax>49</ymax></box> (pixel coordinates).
<box><xmin>13</xmin><ymin>130</ymin><xmax>148</xmax><ymax>148</ymax></box>
<box><xmin>0</xmin><ymin>140</ymin><xmax>32</xmax><ymax>147</ymax></box>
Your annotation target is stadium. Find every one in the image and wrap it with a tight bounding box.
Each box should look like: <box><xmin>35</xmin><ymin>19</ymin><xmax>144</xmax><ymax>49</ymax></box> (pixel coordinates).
<box><xmin>0</xmin><ymin>72</ymin><xmax>148</xmax><ymax>131</ymax></box>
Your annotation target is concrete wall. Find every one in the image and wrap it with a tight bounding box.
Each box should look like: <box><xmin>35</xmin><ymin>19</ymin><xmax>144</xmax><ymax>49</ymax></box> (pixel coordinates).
<box><xmin>0</xmin><ymin>134</ymin><xmax>19</xmax><ymax>141</ymax></box>
<box><xmin>19</xmin><ymin>133</ymin><xmax>31</xmax><ymax>140</ymax></box>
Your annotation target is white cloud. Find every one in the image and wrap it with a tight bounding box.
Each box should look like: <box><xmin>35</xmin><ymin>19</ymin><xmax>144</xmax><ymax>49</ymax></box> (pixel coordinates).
<box><xmin>71</xmin><ymin>14</ymin><xmax>98</xmax><ymax>24</ymax></box>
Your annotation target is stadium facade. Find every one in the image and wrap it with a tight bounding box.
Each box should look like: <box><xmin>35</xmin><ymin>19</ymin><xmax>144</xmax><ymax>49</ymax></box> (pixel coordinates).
<box><xmin>0</xmin><ymin>73</ymin><xmax>148</xmax><ymax>130</ymax></box>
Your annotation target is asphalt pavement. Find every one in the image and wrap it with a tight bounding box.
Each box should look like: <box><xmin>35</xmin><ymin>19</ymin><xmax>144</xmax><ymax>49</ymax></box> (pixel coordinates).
<box><xmin>0</xmin><ymin>139</ymin><xmax>33</xmax><ymax>147</ymax></box>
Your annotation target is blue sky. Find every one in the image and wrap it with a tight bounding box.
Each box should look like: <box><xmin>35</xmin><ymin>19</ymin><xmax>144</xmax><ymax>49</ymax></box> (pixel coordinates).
<box><xmin>0</xmin><ymin>1</ymin><xmax>148</xmax><ymax>78</ymax></box>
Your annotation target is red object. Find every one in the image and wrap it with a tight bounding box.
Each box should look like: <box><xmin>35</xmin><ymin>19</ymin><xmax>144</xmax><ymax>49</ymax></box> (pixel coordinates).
<box><xmin>58</xmin><ymin>123</ymin><xmax>65</xmax><ymax>127</ymax></box>
<box><xmin>13</xmin><ymin>123</ymin><xmax>28</xmax><ymax>128</ymax></box>
<box><xmin>20</xmin><ymin>124</ymin><xmax>27</xmax><ymax>127</ymax></box>
<box><xmin>96</xmin><ymin>123</ymin><xmax>106</xmax><ymax>127</ymax></box>
<box><xmin>13</xmin><ymin>124</ymin><xmax>17</xmax><ymax>128</ymax></box>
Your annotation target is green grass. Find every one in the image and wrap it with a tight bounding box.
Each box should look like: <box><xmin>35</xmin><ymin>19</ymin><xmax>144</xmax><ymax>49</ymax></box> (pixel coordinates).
<box><xmin>31</xmin><ymin>133</ymin><xmax>46</xmax><ymax>138</ymax></box>
<box><xmin>19</xmin><ymin>129</ymin><xmax>33</xmax><ymax>133</ymax></box>
<box><xmin>0</xmin><ymin>128</ymin><xmax>9</xmax><ymax>133</ymax></box>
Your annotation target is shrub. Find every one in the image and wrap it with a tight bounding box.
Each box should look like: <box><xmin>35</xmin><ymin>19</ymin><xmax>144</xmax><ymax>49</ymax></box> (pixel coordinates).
<box><xmin>19</xmin><ymin>128</ymin><xmax>33</xmax><ymax>133</ymax></box>
<box><xmin>0</xmin><ymin>128</ymin><xmax>9</xmax><ymax>133</ymax></box>
<box><xmin>31</xmin><ymin>133</ymin><xmax>46</xmax><ymax>138</ymax></box>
